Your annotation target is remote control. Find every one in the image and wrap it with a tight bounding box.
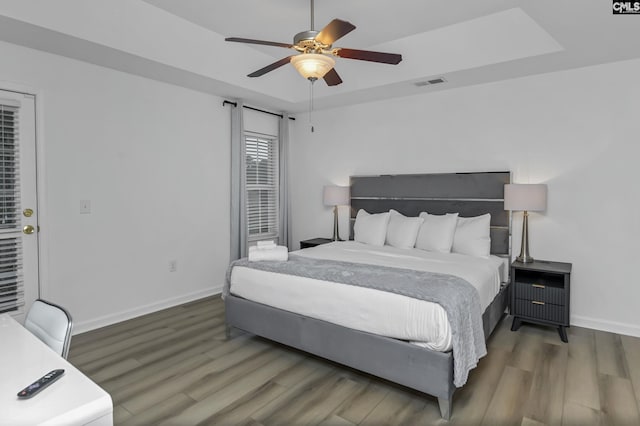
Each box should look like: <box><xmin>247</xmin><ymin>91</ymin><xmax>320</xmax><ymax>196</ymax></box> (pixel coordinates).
<box><xmin>17</xmin><ymin>369</ymin><xmax>65</xmax><ymax>399</ymax></box>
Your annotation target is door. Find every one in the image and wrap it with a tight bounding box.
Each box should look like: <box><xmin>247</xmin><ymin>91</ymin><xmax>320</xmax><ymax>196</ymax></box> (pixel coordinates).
<box><xmin>0</xmin><ymin>90</ymin><xmax>39</xmax><ymax>323</ymax></box>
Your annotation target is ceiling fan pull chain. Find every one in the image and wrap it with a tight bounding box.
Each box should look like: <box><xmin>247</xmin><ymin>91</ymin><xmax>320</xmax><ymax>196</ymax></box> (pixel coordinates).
<box><xmin>309</xmin><ymin>80</ymin><xmax>315</xmax><ymax>132</ymax></box>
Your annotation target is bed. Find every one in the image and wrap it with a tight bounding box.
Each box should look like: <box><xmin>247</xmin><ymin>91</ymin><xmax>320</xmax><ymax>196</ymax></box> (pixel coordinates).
<box><xmin>224</xmin><ymin>171</ymin><xmax>511</xmax><ymax>420</ymax></box>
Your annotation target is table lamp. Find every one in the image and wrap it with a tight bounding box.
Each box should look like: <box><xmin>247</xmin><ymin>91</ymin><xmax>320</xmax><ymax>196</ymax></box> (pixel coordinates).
<box><xmin>323</xmin><ymin>185</ymin><xmax>350</xmax><ymax>241</ymax></box>
<box><xmin>504</xmin><ymin>183</ymin><xmax>547</xmax><ymax>263</ymax></box>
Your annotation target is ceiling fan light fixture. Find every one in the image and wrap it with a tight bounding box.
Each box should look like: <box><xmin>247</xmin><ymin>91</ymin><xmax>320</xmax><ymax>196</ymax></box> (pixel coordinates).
<box><xmin>291</xmin><ymin>54</ymin><xmax>335</xmax><ymax>81</ymax></box>
<box><xmin>226</xmin><ymin>0</ymin><xmax>401</xmax><ymax>86</ymax></box>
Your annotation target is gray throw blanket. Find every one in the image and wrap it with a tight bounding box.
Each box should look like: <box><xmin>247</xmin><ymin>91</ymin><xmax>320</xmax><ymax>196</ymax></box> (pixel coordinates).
<box><xmin>225</xmin><ymin>254</ymin><xmax>486</xmax><ymax>387</ymax></box>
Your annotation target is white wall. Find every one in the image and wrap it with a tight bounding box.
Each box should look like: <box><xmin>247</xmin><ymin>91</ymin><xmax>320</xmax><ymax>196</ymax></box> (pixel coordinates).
<box><xmin>0</xmin><ymin>41</ymin><xmax>230</xmax><ymax>333</ymax></box>
<box><xmin>4</xmin><ymin>34</ymin><xmax>639</xmax><ymax>338</ymax></box>
<box><xmin>290</xmin><ymin>58</ymin><xmax>640</xmax><ymax>337</ymax></box>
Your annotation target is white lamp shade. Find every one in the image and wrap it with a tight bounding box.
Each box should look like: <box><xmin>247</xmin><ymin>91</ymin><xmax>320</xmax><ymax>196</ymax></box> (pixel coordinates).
<box><xmin>323</xmin><ymin>185</ymin><xmax>350</xmax><ymax>206</ymax></box>
<box><xmin>504</xmin><ymin>184</ymin><xmax>547</xmax><ymax>212</ymax></box>
<box><xmin>291</xmin><ymin>54</ymin><xmax>335</xmax><ymax>80</ymax></box>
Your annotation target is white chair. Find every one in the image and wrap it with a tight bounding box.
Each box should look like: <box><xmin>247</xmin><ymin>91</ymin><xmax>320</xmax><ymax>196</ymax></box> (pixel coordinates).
<box><xmin>24</xmin><ymin>299</ymin><xmax>73</xmax><ymax>359</ymax></box>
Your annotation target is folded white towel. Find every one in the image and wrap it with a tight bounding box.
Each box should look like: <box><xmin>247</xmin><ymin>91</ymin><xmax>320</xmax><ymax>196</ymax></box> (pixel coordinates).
<box><xmin>248</xmin><ymin>245</ymin><xmax>288</xmax><ymax>262</ymax></box>
<box><xmin>256</xmin><ymin>240</ymin><xmax>277</xmax><ymax>249</ymax></box>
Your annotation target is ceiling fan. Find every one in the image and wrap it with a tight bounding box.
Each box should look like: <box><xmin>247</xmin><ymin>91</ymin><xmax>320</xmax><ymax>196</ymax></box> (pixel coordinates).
<box><xmin>225</xmin><ymin>0</ymin><xmax>402</xmax><ymax>86</ymax></box>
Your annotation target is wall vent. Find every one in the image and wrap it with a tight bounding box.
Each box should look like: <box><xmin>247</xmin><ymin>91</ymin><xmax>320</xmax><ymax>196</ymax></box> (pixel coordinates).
<box><xmin>414</xmin><ymin>77</ymin><xmax>447</xmax><ymax>87</ymax></box>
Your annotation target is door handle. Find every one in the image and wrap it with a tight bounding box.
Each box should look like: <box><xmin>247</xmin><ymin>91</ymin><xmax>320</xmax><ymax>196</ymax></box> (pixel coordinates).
<box><xmin>23</xmin><ymin>225</ymin><xmax>35</xmax><ymax>235</ymax></box>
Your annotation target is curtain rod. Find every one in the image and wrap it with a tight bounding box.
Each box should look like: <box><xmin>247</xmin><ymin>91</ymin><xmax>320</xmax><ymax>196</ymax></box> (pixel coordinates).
<box><xmin>223</xmin><ymin>100</ymin><xmax>295</xmax><ymax>121</ymax></box>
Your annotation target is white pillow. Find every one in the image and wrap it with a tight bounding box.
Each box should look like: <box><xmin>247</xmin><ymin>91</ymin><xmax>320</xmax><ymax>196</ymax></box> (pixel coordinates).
<box><xmin>354</xmin><ymin>209</ymin><xmax>390</xmax><ymax>246</ymax></box>
<box><xmin>385</xmin><ymin>210</ymin><xmax>424</xmax><ymax>249</ymax></box>
<box><xmin>415</xmin><ymin>212</ymin><xmax>459</xmax><ymax>253</ymax></box>
<box><xmin>452</xmin><ymin>214</ymin><xmax>491</xmax><ymax>258</ymax></box>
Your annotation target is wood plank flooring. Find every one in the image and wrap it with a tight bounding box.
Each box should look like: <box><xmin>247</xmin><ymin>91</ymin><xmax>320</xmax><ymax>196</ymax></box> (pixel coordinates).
<box><xmin>68</xmin><ymin>296</ymin><xmax>640</xmax><ymax>425</ymax></box>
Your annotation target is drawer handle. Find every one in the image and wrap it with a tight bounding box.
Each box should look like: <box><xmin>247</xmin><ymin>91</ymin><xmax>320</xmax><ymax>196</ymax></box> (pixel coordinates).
<box><xmin>532</xmin><ymin>301</ymin><xmax>545</xmax><ymax>305</ymax></box>
<box><xmin>532</xmin><ymin>284</ymin><xmax>546</xmax><ymax>289</ymax></box>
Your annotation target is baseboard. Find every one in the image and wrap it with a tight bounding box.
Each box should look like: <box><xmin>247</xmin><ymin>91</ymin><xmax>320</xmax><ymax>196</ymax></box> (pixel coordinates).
<box><xmin>73</xmin><ymin>285</ymin><xmax>222</xmax><ymax>335</ymax></box>
<box><xmin>572</xmin><ymin>315</ymin><xmax>640</xmax><ymax>338</ymax></box>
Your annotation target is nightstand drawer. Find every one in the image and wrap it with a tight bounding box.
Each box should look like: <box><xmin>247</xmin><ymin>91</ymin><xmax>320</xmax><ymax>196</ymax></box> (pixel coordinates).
<box><xmin>514</xmin><ymin>281</ymin><xmax>565</xmax><ymax>305</ymax></box>
<box><xmin>514</xmin><ymin>299</ymin><xmax>565</xmax><ymax>324</ymax></box>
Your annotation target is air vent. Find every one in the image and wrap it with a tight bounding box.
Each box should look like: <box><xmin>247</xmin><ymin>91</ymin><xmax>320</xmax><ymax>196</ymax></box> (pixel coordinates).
<box><xmin>414</xmin><ymin>77</ymin><xmax>447</xmax><ymax>87</ymax></box>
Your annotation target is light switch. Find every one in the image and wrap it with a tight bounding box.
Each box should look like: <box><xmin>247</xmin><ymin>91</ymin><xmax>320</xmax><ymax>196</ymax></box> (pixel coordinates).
<box><xmin>80</xmin><ymin>200</ymin><xmax>91</xmax><ymax>214</ymax></box>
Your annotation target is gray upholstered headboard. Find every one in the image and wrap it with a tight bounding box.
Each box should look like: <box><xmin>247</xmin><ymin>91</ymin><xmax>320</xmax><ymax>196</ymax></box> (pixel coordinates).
<box><xmin>349</xmin><ymin>171</ymin><xmax>511</xmax><ymax>256</ymax></box>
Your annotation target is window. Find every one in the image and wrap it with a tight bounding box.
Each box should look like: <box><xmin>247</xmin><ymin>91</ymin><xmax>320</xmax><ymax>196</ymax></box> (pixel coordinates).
<box><xmin>0</xmin><ymin>103</ymin><xmax>23</xmax><ymax>314</ymax></box>
<box><xmin>245</xmin><ymin>133</ymin><xmax>278</xmax><ymax>241</ymax></box>
<box><xmin>0</xmin><ymin>104</ymin><xmax>19</xmax><ymax>230</ymax></box>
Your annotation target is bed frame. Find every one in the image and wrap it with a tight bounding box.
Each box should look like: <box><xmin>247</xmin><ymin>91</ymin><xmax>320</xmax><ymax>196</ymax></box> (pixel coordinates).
<box><xmin>225</xmin><ymin>171</ymin><xmax>511</xmax><ymax>420</ymax></box>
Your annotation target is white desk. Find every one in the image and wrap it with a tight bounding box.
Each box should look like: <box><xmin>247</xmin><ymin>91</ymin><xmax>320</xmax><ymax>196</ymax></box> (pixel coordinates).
<box><xmin>0</xmin><ymin>314</ymin><xmax>113</xmax><ymax>426</ymax></box>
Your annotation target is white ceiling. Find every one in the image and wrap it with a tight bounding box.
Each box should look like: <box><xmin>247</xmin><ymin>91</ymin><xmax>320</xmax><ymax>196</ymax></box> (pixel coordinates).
<box><xmin>1</xmin><ymin>1</ymin><xmax>640</xmax><ymax>112</ymax></box>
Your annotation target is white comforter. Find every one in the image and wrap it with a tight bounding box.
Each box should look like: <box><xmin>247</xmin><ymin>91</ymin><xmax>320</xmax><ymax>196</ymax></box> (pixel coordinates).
<box><xmin>229</xmin><ymin>241</ymin><xmax>504</xmax><ymax>351</ymax></box>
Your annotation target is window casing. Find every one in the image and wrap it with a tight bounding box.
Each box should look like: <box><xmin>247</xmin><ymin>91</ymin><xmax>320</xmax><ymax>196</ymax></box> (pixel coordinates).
<box><xmin>245</xmin><ymin>132</ymin><xmax>278</xmax><ymax>241</ymax></box>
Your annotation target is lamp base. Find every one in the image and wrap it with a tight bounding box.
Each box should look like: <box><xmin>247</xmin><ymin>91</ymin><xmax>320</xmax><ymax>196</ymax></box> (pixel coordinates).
<box><xmin>516</xmin><ymin>210</ymin><xmax>534</xmax><ymax>263</ymax></box>
<box><xmin>331</xmin><ymin>205</ymin><xmax>342</xmax><ymax>241</ymax></box>
<box><xmin>516</xmin><ymin>254</ymin><xmax>534</xmax><ymax>263</ymax></box>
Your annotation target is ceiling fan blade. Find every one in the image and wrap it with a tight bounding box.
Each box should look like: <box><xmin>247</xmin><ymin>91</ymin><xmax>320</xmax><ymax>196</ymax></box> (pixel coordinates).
<box><xmin>315</xmin><ymin>19</ymin><xmax>356</xmax><ymax>45</ymax></box>
<box><xmin>336</xmin><ymin>48</ymin><xmax>402</xmax><ymax>65</ymax></box>
<box><xmin>225</xmin><ymin>37</ymin><xmax>293</xmax><ymax>49</ymax></box>
<box><xmin>247</xmin><ymin>56</ymin><xmax>294</xmax><ymax>77</ymax></box>
<box><xmin>323</xmin><ymin>68</ymin><xmax>343</xmax><ymax>86</ymax></box>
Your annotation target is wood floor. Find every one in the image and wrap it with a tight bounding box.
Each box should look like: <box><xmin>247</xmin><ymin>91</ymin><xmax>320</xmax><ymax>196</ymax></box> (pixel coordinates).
<box><xmin>69</xmin><ymin>296</ymin><xmax>640</xmax><ymax>425</ymax></box>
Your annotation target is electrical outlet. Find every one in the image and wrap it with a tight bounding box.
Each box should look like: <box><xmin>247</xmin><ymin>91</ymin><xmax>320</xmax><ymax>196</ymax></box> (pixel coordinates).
<box><xmin>169</xmin><ymin>260</ymin><xmax>177</xmax><ymax>272</ymax></box>
<box><xmin>80</xmin><ymin>200</ymin><xmax>91</xmax><ymax>214</ymax></box>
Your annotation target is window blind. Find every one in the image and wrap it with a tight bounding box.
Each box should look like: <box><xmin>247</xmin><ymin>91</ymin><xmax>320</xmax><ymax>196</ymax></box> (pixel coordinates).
<box><xmin>0</xmin><ymin>103</ymin><xmax>23</xmax><ymax>314</ymax></box>
<box><xmin>0</xmin><ymin>238</ymin><xmax>22</xmax><ymax>313</ymax></box>
<box><xmin>1</xmin><ymin>104</ymin><xmax>19</xmax><ymax>229</ymax></box>
<box><xmin>245</xmin><ymin>133</ymin><xmax>279</xmax><ymax>240</ymax></box>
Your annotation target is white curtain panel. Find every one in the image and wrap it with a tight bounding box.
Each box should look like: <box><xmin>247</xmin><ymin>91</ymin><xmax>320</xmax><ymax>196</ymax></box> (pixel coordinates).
<box><xmin>230</xmin><ymin>101</ymin><xmax>247</xmax><ymax>260</ymax></box>
<box><xmin>278</xmin><ymin>114</ymin><xmax>292</xmax><ymax>250</ymax></box>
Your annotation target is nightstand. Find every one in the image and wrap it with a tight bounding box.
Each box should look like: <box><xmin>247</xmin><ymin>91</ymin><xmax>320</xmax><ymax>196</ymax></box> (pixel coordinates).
<box><xmin>299</xmin><ymin>238</ymin><xmax>333</xmax><ymax>249</ymax></box>
<box><xmin>510</xmin><ymin>259</ymin><xmax>572</xmax><ymax>342</ymax></box>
